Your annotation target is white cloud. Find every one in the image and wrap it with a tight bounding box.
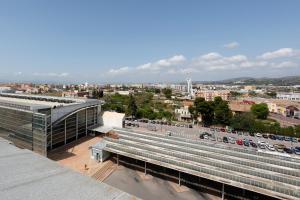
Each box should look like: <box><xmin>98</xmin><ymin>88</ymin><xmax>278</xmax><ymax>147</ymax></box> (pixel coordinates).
<box><xmin>33</xmin><ymin>72</ymin><xmax>69</xmax><ymax>77</ymax></box>
<box><xmin>137</xmin><ymin>54</ymin><xmax>186</xmax><ymax>70</ymax></box>
<box><xmin>259</xmin><ymin>48</ymin><xmax>300</xmax><ymax>60</ymax></box>
<box><xmin>272</xmin><ymin>61</ymin><xmax>298</xmax><ymax>68</ymax></box>
<box><xmin>223</xmin><ymin>42</ymin><xmax>239</xmax><ymax>49</ymax></box>
<box><xmin>192</xmin><ymin>53</ymin><xmax>249</xmax><ymax>71</ymax></box>
<box><xmin>200</xmin><ymin>52</ymin><xmax>222</xmax><ymax>60</ymax></box>
<box><xmin>168</xmin><ymin>68</ymin><xmax>200</xmax><ymax>74</ymax></box>
<box><xmin>110</xmin><ymin>55</ymin><xmax>186</xmax><ymax>72</ymax></box>
<box><xmin>108</xmin><ymin>67</ymin><xmax>130</xmax><ymax>74</ymax></box>
<box><xmin>14</xmin><ymin>72</ymin><xmax>22</xmax><ymax>76</ymax></box>
<box><xmin>105</xmin><ymin>48</ymin><xmax>300</xmax><ymax>77</ymax></box>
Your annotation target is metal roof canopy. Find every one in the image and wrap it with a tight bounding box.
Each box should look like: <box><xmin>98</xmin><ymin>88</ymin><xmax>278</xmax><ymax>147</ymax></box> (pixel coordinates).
<box><xmin>89</xmin><ymin>125</ymin><xmax>113</xmax><ymax>134</ymax></box>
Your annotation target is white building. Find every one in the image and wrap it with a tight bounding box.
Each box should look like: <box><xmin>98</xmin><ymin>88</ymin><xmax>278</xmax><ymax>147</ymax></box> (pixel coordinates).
<box><xmin>277</xmin><ymin>92</ymin><xmax>300</xmax><ymax>101</ymax></box>
<box><xmin>175</xmin><ymin>106</ymin><xmax>192</xmax><ymax>121</ymax></box>
<box><xmin>102</xmin><ymin>111</ymin><xmax>125</xmax><ymax>128</ymax></box>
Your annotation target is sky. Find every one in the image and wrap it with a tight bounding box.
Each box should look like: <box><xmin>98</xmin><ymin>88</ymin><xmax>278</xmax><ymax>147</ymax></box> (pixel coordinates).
<box><xmin>0</xmin><ymin>0</ymin><xmax>300</xmax><ymax>83</ymax></box>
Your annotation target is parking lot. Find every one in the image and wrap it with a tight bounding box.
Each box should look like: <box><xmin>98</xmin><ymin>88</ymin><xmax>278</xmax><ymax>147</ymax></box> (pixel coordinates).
<box><xmin>125</xmin><ymin>120</ymin><xmax>300</xmax><ymax>157</ymax></box>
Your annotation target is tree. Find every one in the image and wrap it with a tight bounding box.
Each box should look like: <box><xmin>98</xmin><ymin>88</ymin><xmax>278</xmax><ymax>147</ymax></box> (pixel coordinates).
<box><xmin>127</xmin><ymin>94</ymin><xmax>137</xmax><ymax>118</ymax></box>
<box><xmin>214</xmin><ymin>99</ymin><xmax>232</xmax><ymax>125</ymax></box>
<box><xmin>230</xmin><ymin>113</ymin><xmax>256</xmax><ymax>132</ymax></box>
<box><xmin>196</xmin><ymin>100</ymin><xmax>214</xmax><ymax>126</ymax></box>
<box><xmin>251</xmin><ymin>103</ymin><xmax>269</xmax><ymax>119</ymax></box>
<box><xmin>162</xmin><ymin>88</ymin><xmax>172</xmax><ymax>99</ymax></box>
<box><xmin>92</xmin><ymin>89</ymin><xmax>104</xmax><ymax>99</ymax></box>
<box><xmin>188</xmin><ymin>105</ymin><xmax>198</xmax><ymax>121</ymax></box>
<box><xmin>154</xmin><ymin>88</ymin><xmax>161</xmax><ymax>94</ymax></box>
<box><xmin>266</xmin><ymin>91</ymin><xmax>276</xmax><ymax>98</ymax></box>
<box><xmin>281</xmin><ymin>126</ymin><xmax>295</xmax><ymax>137</ymax></box>
<box><xmin>295</xmin><ymin>125</ymin><xmax>300</xmax><ymax>137</ymax></box>
<box><xmin>230</xmin><ymin>91</ymin><xmax>241</xmax><ymax>98</ymax></box>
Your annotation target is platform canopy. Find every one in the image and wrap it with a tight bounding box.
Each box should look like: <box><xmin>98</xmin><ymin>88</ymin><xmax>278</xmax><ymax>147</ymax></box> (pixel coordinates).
<box><xmin>89</xmin><ymin>125</ymin><xmax>112</xmax><ymax>134</ymax></box>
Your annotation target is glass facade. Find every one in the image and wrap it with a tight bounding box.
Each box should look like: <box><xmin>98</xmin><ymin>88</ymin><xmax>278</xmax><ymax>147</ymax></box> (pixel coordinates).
<box><xmin>0</xmin><ymin>106</ymin><xmax>48</xmax><ymax>155</ymax></box>
<box><xmin>0</xmin><ymin>103</ymin><xmax>99</xmax><ymax>155</ymax></box>
<box><xmin>50</xmin><ymin>106</ymin><xmax>99</xmax><ymax>149</ymax></box>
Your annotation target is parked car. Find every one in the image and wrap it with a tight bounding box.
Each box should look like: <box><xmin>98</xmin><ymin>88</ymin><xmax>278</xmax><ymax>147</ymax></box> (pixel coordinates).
<box><xmin>250</xmin><ymin>140</ymin><xmax>257</xmax><ymax>148</ymax></box>
<box><xmin>283</xmin><ymin>147</ymin><xmax>293</xmax><ymax>154</ymax></box>
<box><xmin>266</xmin><ymin>143</ymin><xmax>275</xmax><ymax>151</ymax></box>
<box><xmin>276</xmin><ymin>135</ymin><xmax>284</xmax><ymax>141</ymax></box>
<box><xmin>243</xmin><ymin>132</ymin><xmax>249</xmax><ymax>136</ymax></box>
<box><xmin>258</xmin><ymin>141</ymin><xmax>266</xmax><ymax>149</ymax></box>
<box><xmin>223</xmin><ymin>136</ymin><xmax>228</xmax><ymax>143</ymax></box>
<box><xmin>236</xmin><ymin>139</ymin><xmax>243</xmax><ymax>145</ymax></box>
<box><xmin>262</xmin><ymin>134</ymin><xmax>268</xmax><ymax>139</ymax></box>
<box><xmin>249</xmin><ymin>132</ymin><xmax>255</xmax><ymax>137</ymax></box>
<box><xmin>274</xmin><ymin>144</ymin><xmax>285</xmax><ymax>152</ymax></box>
<box><xmin>228</xmin><ymin>137</ymin><xmax>236</xmax><ymax>144</ymax></box>
<box><xmin>284</xmin><ymin>137</ymin><xmax>292</xmax><ymax>141</ymax></box>
<box><xmin>188</xmin><ymin>124</ymin><xmax>193</xmax><ymax>128</ymax></box>
<box><xmin>243</xmin><ymin>138</ymin><xmax>250</xmax><ymax>146</ymax></box>
<box><xmin>292</xmin><ymin>137</ymin><xmax>298</xmax><ymax>143</ymax></box>
<box><xmin>256</xmin><ymin>133</ymin><xmax>262</xmax><ymax>137</ymax></box>
<box><xmin>269</xmin><ymin>134</ymin><xmax>276</xmax><ymax>140</ymax></box>
<box><xmin>292</xmin><ymin>147</ymin><xmax>300</xmax><ymax>155</ymax></box>
<box><xmin>217</xmin><ymin>137</ymin><xmax>223</xmax><ymax>142</ymax></box>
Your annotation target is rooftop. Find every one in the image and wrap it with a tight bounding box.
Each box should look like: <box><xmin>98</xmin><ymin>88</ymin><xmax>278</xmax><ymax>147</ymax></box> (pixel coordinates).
<box><xmin>102</xmin><ymin>128</ymin><xmax>300</xmax><ymax>200</ymax></box>
<box><xmin>0</xmin><ymin>93</ymin><xmax>100</xmax><ymax>111</ymax></box>
<box><xmin>0</xmin><ymin>138</ymin><xmax>139</xmax><ymax>200</ymax></box>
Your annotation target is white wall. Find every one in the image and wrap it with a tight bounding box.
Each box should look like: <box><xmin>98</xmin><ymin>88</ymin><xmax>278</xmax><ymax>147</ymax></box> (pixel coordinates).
<box><xmin>102</xmin><ymin>111</ymin><xmax>125</xmax><ymax>128</ymax></box>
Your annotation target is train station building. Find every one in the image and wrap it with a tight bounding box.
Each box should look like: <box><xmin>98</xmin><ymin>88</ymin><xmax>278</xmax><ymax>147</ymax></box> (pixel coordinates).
<box><xmin>0</xmin><ymin>93</ymin><xmax>101</xmax><ymax>156</ymax></box>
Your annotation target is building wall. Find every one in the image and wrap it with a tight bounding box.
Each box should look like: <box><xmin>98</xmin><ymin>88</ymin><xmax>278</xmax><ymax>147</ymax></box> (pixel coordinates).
<box><xmin>50</xmin><ymin>106</ymin><xmax>99</xmax><ymax>149</ymax></box>
<box><xmin>175</xmin><ymin>106</ymin><xmax>192</xmax><ymax>121</ymax></box>
<box><xmin>277</xmin><ymin>93</ymin><xmax>300</xmax><ymax>101</ymax></box>
<box><xmin>102</xmin><ymin>111</ymin><xmax>125</xmax><ymax>128</ymax></box>
<box><xmin>0</xmin><ymin>106</ymin><xmax>48</xmax><ymax>156</ymax></box>
<box><xmin>196</xmin><ymin>90</ymin><xmax>230</xmax><ymax>101</ymax></box>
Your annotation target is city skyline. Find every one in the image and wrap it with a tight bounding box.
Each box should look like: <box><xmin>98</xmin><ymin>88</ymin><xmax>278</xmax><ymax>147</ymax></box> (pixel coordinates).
<box><xmin>0</xmin><ymin>0</ymin><xmax>300</xmax><ymax>83</ymax></box>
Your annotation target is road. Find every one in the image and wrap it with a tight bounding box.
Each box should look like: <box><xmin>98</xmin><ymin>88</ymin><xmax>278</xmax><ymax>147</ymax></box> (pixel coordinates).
<box><xmin>269</xmin><ymin>113</ymin><xmax>300</xmax><ymax>126</ymax></box>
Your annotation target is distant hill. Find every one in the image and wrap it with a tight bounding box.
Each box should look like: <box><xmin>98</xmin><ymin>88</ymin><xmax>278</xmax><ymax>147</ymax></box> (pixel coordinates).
<box><xmin>195</xmin><ymin>76</ymin><xmax>300</xmax><ymax>86</ymax></box>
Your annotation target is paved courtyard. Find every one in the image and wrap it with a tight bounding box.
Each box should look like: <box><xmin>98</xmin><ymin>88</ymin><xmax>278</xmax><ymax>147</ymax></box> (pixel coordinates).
<box><xmin>48</xmin><ymin>135</ymin><xmax>104</xmax><ymax>175</ymax></box>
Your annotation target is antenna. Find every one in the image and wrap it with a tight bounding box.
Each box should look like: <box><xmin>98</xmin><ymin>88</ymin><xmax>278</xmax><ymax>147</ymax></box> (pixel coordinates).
<box><xmin>186</xmin><ymin>72</ymin><xmax>194</xmax><ymax>98</ymax></box>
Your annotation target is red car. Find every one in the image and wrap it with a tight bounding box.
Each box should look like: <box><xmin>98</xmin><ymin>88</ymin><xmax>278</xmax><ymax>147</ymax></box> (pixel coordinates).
<box><xmin>236</xmin><ymin>139</ymin><xmax>243</xmax><ymax>145</ymax></box>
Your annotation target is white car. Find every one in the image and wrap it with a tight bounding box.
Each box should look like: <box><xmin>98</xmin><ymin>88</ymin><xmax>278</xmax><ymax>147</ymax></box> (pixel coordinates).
<box><xmin>204</xmin><ymin>135</ymin><xmax>209</xmax><ymax>140</ymax></box>
<box><xmin>266</xmin><ymin>143</ymin><xmax>275</xmax><ymax>151</ymax></box>
<box><xmin>229</xmin><ymin>137</ymin><xmax>236</xmax><ymax>144</ymax></box>
<box><xmin>256</xmin><ymin>133</ymin><xmax>262</xmax><ymax>137</ymax></box>
<box><xmin>258</xmin><ymin>141</ymin><xmax>266</xmax><ymax>149</ymax></box>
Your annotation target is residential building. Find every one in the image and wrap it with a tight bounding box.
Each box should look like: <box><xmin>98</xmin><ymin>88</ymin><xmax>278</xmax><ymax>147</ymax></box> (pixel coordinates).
<box><xmin>196</xmin><ymin>90</ymin><xmax>230</xmax><ymax>101</ymax></box>
<box><xmin>229</xmin><ymin>100</ymin><xmax>255</xmax><ymax>114</ymax></box>
<box><xmin>175</xmin><ymin>106</ymin><xmax>192</xmax><ymax>121</ymax></box>
<box><xmin>277</xmin><ymin>92</ymin><xmax>300</xmax><ymax>101</ymax></box>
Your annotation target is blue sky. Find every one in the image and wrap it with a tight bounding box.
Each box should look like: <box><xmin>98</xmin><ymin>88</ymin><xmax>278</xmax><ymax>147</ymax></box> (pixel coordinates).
<box><xmin>0</xmin><ymin>0</ymin><xmax>300</xmax><ymax>83</ymax></box>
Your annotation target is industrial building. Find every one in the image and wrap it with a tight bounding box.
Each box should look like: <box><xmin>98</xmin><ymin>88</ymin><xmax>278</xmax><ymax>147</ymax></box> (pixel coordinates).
<box><xmin>92</xmin><ymin>128</ymin><xmax>300</xmax><ymax>200</ymax></box>
<box><xmin>0</xmin><ymin>93</ymin><xmax>101</xmax><ymax>156</ymax></box>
